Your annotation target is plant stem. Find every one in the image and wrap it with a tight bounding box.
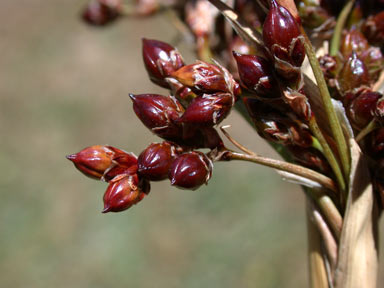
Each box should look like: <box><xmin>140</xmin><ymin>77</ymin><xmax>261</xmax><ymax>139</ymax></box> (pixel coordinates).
<box><xmin>329</xmin><ymin>0</ymin><xmax>355</xmax><ymax>56</ymax></box>
<box><xmin>224</xmin><ymin>151</ymin><xmax>337</xmax><ymax>192</ymax></box>
<box><xmin>356</xmin><ymin>120</ymin><xmax>379</xmax><ymax>142</ymax></box>
<box><xmin>301</xmin><ymin>29</ymin><xmax>350</xmax><ymax>179</ymax></box>
<box><xmin>309</xmin><ymin>116</ymin><xmax>346</xmax><ymax>200</ymax></box>
<box><xmin>307</xmin><ymin>200</ymin><xmax>330</xmax><ymax>288</ymax></box>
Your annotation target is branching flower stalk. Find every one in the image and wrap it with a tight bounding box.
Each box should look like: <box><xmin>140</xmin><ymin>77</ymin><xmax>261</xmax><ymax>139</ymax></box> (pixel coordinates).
<box><xmin>68</xmin><ymin>0</ymin><xmax>384</xmax><ymax>287</ymax></box>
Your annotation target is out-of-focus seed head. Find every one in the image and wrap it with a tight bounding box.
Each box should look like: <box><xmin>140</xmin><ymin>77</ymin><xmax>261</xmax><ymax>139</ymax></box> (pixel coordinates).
<box><xmin>319</xmin><ymin>54</ymin><xmax>340</xmax><ymax>81</ymax></box>
<box><xmin>102</xmin><ymin>174</ymin><xmax>148</xmax><ymax>213</ymax></box>
<box><xmin>347</xmin><ymin>91</ymin><xmax>381</xmax><ymax>130</ymax></box>
<box><xmin>142</xmin><ymin>38</ymin><xmax>185</xmax><ymax>88</ymax></box>
<box><xmin>360</xmin><ymin>47</ymin><xmax>384</xmax><ymax>82</ymax></box>
<box><xmin>338</xmin><ymin>53</ymin><xmax>371</xmax><ymax>93</ymax></box>
<box><xmin>263</xmin><ymin>0</ymin><xmax>304</xmax><ymax>67</ymax></box>
<box><xmin>298</xmin><ymin>0</ymin><xmax>330</xmax><ymax>29</ymax></box>
<box><xmin>185</xmin><ymin>0</ymin><xmax>216</xmax><ymax>38</ymax></box>
<box><xmin>340</xmin><ymin>29</ymin><xmax>369</xmax><ymax>58</ymax></box>
<box><xmin>177</xmin><ymin>93</ymin><xmax>234</xmax><ymax>127</ymax></box>
<box><xmin>233</xmin><ymin>52</ymin><xmax>278</xmax><ymax>97</ymax></box>
<box><xmin>82</xmin><ymin>0</ymin><xmax>122</xmax><ymax>26</ymax></box>
<box><xmin>168</xmin><ymin>151</ymin><xmax>213</xmax><ymax>190</ymax></box>
<box><xmin>362</xmin><ymin>11</ymin><xmax>384</xmax><ymax>46</ymax></box>
<box><xmin>138</xmin><ymin>141</ymin><xmax>181</xmax><ymax>181</ymax></box>
<box><xmin>130</xmin><ymin>94</ymin><xmax>184</xmax><ymax>140</ymax></box>
<box><xmin>171</xmin><ymin>61</ymin><xmax>241</xmax><ymax>96</ymax></box>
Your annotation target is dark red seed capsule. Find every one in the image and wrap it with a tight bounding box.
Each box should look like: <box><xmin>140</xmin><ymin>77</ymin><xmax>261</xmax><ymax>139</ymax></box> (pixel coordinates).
<box><xmin>263</xmin><ymin>0</ymin><xmax>304</xmax><ymax>67</ymax></box>
<box><xmin>348</xmin><ymin>91</ymin><xmax>381</xmax><ymax>130</ymax></box>
<box><xmin>130</xmin><ymin>94</ymin><xmax>184</xmax><ymax>140</ymax></box>
<box><xmin>67</xmin><ymin>145</ymin><xmax>138</xmax><ymax>181</ymax></box>
<box><xmin>102</xmin><ymin>174</ymin><xmax>145</xmax><ymax>213</ymax></box>
<box><xmin>171</xmin><ymin>61</ymin><xmax>241</xmax><ymax>96</ymax></box>
<box><xmin>338</xmin><ymin>53</ymin><xmax>370</xmax><ymax>93</ymax></box>
<box><xmin>233</xmin><ymin>52</ymin><xmax>277</xmax><ymax>97</ymax></box>
<box><xmin>67</xmin><ymin>145</ymin><xmax>113</xmax><ymax>179</ymax></box>
<box><xmin>340</xmin><ymin>29</ymin><xmax>369</xmax><ymax>58</ymax></box>
<box><xmin>142</xmin><ymin>39</ymin><xmax>185</xmax><ymax>88</ymax></box>
<box><xmin>168</xmin><ymin>151</ymin><xmax>213</xmax><ymax>190</ymax></box>
<box><xmin>138</xmin><ymin>141</ymin><xmax>180</xmax><ymax>181</ymax></box>
<box><xmin>177</xmin><ymin>93</ymin><xmax>234</xmax><ymax>126</ymax></box>
<box><xmin>82</xmin><ymin>0</ymin><xmax>122</xmax><ymax>26</ymax></box>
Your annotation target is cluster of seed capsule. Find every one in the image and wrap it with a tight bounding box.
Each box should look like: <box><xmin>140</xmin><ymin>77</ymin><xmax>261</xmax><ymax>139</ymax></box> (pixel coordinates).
<box><xmin>67</xmin><ymin>37</ymin><xmax>242</xmax><ymax>213</ymax></box>
<box><xmin>73</xmin><ymin>0</ymin><xmax>384</xmax><ymax>211</ymax></box>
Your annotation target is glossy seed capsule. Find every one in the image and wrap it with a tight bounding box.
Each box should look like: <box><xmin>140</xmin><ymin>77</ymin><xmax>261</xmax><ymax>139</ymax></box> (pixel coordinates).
<box><xmin>130</xmin><ymin>93</ymin><xmax>184</xmax><ymax>140</ymax></box>
<box><xmin>138</xmin><ymin>141</ymin><xmax>180</xmax><ymax>181</ymax></box>
<box><xmin>102</xmin><ymin>174</ymin><xmax>150</xmax><ymax>213</ymax></box>
<box><xmin>142</xmin><ymin>38</ymin><xmax>184</xmax><ymax>88</ymax></box>
<box><xmin>263</xmin><ymin>0</ymin><xmax>304</xmax><ymax>67</ymax></box>
<box><xmin>168</xmin><ymin>151</ymin><xmax>213</xmax><ymax>190</ymax></box>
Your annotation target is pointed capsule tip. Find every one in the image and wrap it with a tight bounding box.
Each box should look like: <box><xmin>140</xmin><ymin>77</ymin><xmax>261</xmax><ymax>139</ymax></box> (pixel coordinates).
<box><xmin>232</xmin><ymin>51</ymin><xmax>241</xmax><ymax>57</ymax></box>
<box><xmin>66</xmin><ymin>154</ymin><xmax>77</xmax><ymax>161</ymax></box>
<box><xmin>128</xmin><ymin>93</ymin><xmax>136</xmax><ymax>101</ymax></box>
<box><xmin>102</xmin><ymin>206</ymin><xmax>111</xmax><ymax>213</ymax></box>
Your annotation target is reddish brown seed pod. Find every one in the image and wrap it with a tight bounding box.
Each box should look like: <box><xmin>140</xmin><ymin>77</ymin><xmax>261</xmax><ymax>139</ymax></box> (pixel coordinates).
<box><xmin>177</xmin><ymin>93</ymin><xmax>234</xmax><ymax>127</ymax></box>
<box><xmin>102</xmin><ymin>174</ymin><xmax>148</xmax><ymax>213</ymax></box>
<box><xmin>263</xmin><ymin>0</ymin><xmax>304</xmax><ymax>67</ymax></box>
<box><xmin>169</xmin><ymin>151</ymin><xmax>213</xmax><ymax>190</ymax></box>
<box><xmin>142</xmin><ymin>38</ymin><xmax>185</xmax><ymax>88</ymax></box>
<box><xmin>82</xmin><ymin>0</ymin><xmax>122</xmax><ymax>26</ymax></box>
<box><xmin>340</xmin><ymin>29</ymin><xmax>369</xmax><ymax>59</ymax></box>
<box><xmin>138</xmin><ymin>141</ymin><xmax>181</xmax><ymax>181</ymax></box>
<box><xmin>67</xmin><ymin>145</ymin><xmax>137</xmax><ymax>180</ymax></box>
<box><xmin>347</xmin><ymin>91</ymin><xmax>381</xmax><ymax>130</ymax></box>
<box><xmin>338</xmin><ymin>53</ymin><xmax>371</xmax><ymax>93</ymax></box>
<box><xmin>130</xmin><ymin>94</ymin><xmax>184</xmax><ymax>140</ymax></box>
<box><xmin>171</xmin><ymin>61</ymin><xmax>241</xmax><ymax>96</ymax></box>
<box><xmin>67</xmin><ymin>145</ymin><xmax>113</xmax><ymax>179</ymax></box>
<box><xmin>233</xmin><ymin>52</ymin><xmax>277</xmax><ymax>97</ymax></box>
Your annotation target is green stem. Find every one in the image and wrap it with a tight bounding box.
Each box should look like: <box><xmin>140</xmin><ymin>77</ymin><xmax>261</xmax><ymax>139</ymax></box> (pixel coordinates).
<box><xmin>329</xmin><ymin>0</ymin><xmax>355</xmax><ymax>56</ymax></box>
<box><xmin>309</xmin><ymin>117</ymin><xmax>346</xmax><ymax>200</ymax></box>
<box><xmin>356</xmin><ymin>119</ymin><xmax>379</xmax><ymax>142</ymax></box>
<box><xmin>301</xmin><ymin>29</ymin><xmax>350</xmax><ymax>179</ymax></box>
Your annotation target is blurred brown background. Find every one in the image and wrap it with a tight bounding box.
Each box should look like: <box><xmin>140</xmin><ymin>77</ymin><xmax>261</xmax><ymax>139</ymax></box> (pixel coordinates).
<box><xmin>0</xmin><ymin>1</ymin><xmax>383</xmax><ymax>287</ymax></box>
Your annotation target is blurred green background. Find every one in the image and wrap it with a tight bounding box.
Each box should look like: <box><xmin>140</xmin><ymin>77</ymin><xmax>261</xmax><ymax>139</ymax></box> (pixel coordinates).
<box><xmin>0</xmin><ymin>1</ymin><xmax>383</xmax><ymax>287</ymax></box>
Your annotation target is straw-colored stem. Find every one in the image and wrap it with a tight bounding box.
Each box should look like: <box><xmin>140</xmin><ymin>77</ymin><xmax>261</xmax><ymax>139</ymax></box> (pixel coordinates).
<box><xmin>224</xmin><ymin>151</ymin><xmax>337</xmax><ymax>193</ymax></box>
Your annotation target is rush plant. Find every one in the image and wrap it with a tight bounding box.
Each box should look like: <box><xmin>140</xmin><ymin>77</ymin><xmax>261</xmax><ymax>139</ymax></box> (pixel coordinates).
<box><xmin>68</xmin><ymin>0</ymin><xmax>384</xmax><ymax>287</ymax></box>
